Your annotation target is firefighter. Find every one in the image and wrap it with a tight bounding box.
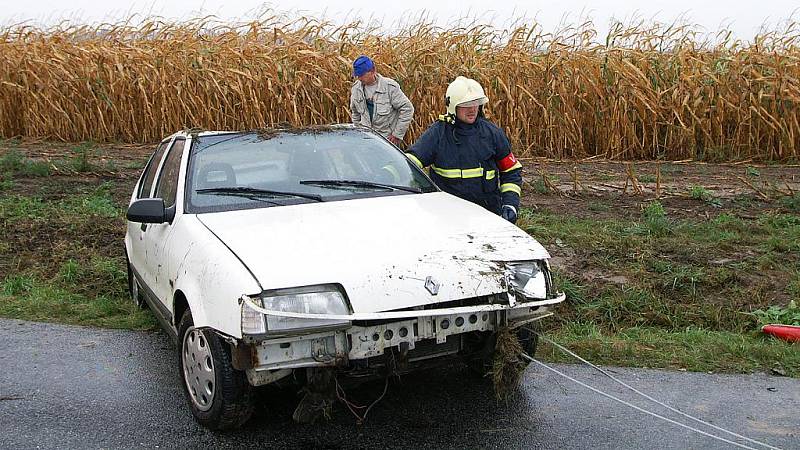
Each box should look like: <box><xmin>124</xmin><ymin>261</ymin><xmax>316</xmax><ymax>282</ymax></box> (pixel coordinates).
<box><xmin>406</xmin><ymin>76</ymin><xmax>523</xmax><ymax>223</ymax></box>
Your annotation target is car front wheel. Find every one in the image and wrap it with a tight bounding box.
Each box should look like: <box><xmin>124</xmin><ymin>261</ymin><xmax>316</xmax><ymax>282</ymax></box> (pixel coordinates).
<box><xmin>177</xmin><ymin>309</ymin><xmax>254</xmax><ymax>430</ymax></box>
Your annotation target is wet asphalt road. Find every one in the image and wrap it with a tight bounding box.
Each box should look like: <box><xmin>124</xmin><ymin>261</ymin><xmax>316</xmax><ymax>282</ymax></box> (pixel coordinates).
<box><xmin>1</xmin><ymin>319</ymin><xmax>798</xmax><ymax>450</ymax></box>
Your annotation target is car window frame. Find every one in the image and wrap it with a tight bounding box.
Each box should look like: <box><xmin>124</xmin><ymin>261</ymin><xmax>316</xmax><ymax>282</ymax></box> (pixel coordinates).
<box><xmin>137</xmin><ymin>137</ymin><xmax>174</xmax><ymax>199</ymax></box>
<box><xmin>182</xmin><ymin>128</ymin><xmax>439</xmax><ymax>214</ymax></box>
<box><xmin>154</xmin><ymin>137</ymin><xmax>187</xmax><ymax>209</ymax></box>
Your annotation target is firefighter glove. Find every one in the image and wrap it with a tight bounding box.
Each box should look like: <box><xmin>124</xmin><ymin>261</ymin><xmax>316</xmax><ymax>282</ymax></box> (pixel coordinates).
<box><xmin>501</xmin><ymin>205</ymin><xmax>517</xmax><ymax>223</ymax></box>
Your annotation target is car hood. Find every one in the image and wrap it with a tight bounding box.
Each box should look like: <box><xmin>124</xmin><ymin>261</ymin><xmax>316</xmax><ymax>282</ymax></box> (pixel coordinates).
<box><xmin>197</xmin><ymin>192</ymin><xmax>550</xmax><ymax>313</ymax></box>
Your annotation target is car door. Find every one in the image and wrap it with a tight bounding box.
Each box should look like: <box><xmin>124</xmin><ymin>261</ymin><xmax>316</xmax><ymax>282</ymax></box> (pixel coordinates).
<box><xmin>127</xmin><ymin>139</ymin><xmax>171</xmax><ymax>287</ymax></box>
<box><xmin>142</xmin><ymin>137</ymin><xmax>187</xmax><ymax>309</ymax></box>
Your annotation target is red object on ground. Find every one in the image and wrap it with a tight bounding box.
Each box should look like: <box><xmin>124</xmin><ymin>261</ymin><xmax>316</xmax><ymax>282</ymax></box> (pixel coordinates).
<box><xmin>762</xmin><ymin>324</ymin><xmax>800</xmax><ymax>342</ymax></box>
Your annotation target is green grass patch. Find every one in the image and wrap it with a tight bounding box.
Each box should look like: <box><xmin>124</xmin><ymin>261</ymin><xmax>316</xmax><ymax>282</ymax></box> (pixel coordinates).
<box><xmin>0</xmin><ymin>186</ymin><xmax>143</xmax><ymax>329</ymax></box>
<box><xmin>0</xmin><ymin>174</ymin><xmax>15</xmax><ymax>191</ymax></box>
<box><xmin>539</xmin><ymin>325</ymin><xmax>800</xmax><ymax>377</ymax></box>
<box><xmin>0</xmin><ymin>182</ymin><xmax>122</xmax><ymax>223</ymax></box>
<box><xmin>779</xmin><ymin>193</ymin><xmax>800</xmax><ymax>211</ymax></box>
<box><xmin>627</xmin><ymin>200</ymin><xmax>672</xmax><ymax>236</ymax></box>
<box><xmin>587</xmin><ymin>201</ymin><xmax>610</xmax><ymax>212</ymax></box>
<box><xmin>689</xmin><ymin>185</ymin><xmax>721</xmax><ymax>206</ymax></box>
<box><xmin>638</xmin><ymin>174</ymin><xmax>657</xmax><ymax>183</ymax></box>
<box><xmin>0</xmin><ymin>274</ymin><xmax>155</xmax><ymax>330</ymax></box>
<box><xmin>596</xmin><ymin>174</ymin><xmax>615</xmax><ymax>182</ymax></box>
<box><xmin>552</xmin><ymin>269</ymin><xmax>588</xmax><ymax>305</ymax></box>
<box><xmin>69</xmin><ymin>142</ymin><xmax>96</xmax><ymax>173</ymax></box>
<box><xmin>521</xmin><ymin>205</ymin><xmax>799</xmax><ymax>375</ymax></box>
<box><xmin>0</xmin><ymin>149</ymin><xmax>51</xmax><ymax>177</ymax></box>
<box><xmin>750</xmin><ymin>301</ymin><xmax>800</xmax><ymax>327</ymax></box>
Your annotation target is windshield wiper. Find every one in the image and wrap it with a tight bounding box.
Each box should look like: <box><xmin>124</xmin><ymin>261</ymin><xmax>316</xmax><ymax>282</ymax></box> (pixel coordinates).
<box><xmin>196</xmin><ymin>186</ymin><xmax>323</xmax><ymax>202</ymax></box>
<box><xmin>299</xmin><ymin>179</ymin><xmax>421</xmax><ymax>193</ymax></box>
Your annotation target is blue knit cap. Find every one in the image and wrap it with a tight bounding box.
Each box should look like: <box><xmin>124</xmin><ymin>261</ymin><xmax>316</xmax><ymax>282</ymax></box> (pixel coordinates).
<box><xmin>353</xmin><ymin>55</ymin><xmax>375</xmax><ymax>77</ymax></box>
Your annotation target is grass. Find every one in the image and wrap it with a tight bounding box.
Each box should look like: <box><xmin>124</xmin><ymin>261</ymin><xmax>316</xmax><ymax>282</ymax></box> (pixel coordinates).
<box><xmin>780</xmin><ymin>193</ymin><xmax>800</xmax><ymax>211</ymax></box>
<box><xmin>69</xmin><ymin>142</ymin><xmax>95</xmax><ymax>173</ymax></box>
<box><xmin>0</xmin><ymin>183</ymin><xmax>122</xmax><ymax>222</ymax></box>
<box><xmin>689</xmin><ymin>185</ymin><xmax>721</xmax><ymax>206</ymax></box>
<box><xmin>0</xmin><ymin>179</ymin><xmax>154</xmax><ymax>330</ymax></box>
<box><xmin>638</xmin><ymin>174</ymin><xmax>657</xmax><ymax>183</ymax></box>
<box><xmin>0</xmin><ymin>149</ymin><xmax>51</xmax><ymax>177</ymax></box>
<box><xmin>587</xmin><ymin>201</ymin><xmax>610</xmax><ymax>212</ymax></box>
<box><xmin>539</xmin><ymin>325</ymin><xmax>800</xmax><ymax>377</ymax></box>
<box><xmin>1</xmin><ymin>15</ymin><xmax>800</xmax><ymax>161</ymax></box>
<box><xmin>518</xmin><ymin>205</ymin><xmax>800</xmax><ymax>376</ymax></box>
<box><xmin>751</xmin><ymin>301</ymin><xmax>800</xmax><ymax>327</ymax></box>
<box><xmin>0</xmin><ymin>274</ymin><xmax>154</xmax><ymax>329</ymax></box>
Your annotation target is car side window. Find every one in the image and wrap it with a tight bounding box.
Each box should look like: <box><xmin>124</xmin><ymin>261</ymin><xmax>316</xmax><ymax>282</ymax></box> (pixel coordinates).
<box><xmin>138</xmin><ymin>141</ymin><xmax>170</xmax><ymax>199</ymax></box>
<box><xmin>154</xmin><ymin>138</ymin><xmax>186</xmax><ymax>209</ymax></box>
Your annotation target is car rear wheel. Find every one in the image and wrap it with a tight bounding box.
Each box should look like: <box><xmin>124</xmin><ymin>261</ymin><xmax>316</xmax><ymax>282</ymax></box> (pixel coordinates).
<box><xmin>126</xmin><ymin>258</ymin><xmax>147</xmax><ymax>309</ymax></box>
<box><xmin>177</xmin><ymin>309</ymin><xmax>254</xmax><ymax>430</ymax></box>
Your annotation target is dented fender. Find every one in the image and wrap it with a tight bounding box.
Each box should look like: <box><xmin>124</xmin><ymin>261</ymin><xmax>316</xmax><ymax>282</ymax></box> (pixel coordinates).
<box><xmin>169</xmin><ymin>215</ymin><xmax>261</xmax><ymax>338</ymax></box>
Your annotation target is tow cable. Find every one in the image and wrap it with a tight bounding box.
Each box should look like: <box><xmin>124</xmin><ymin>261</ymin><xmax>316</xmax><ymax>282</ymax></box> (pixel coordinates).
<box><xmin>523</xmin><ymin>329</ymin><xmax>782</xmax><ymax>450</ymax></box>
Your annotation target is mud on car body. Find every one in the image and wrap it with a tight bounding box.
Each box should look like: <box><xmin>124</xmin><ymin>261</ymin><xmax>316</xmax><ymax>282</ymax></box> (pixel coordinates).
<box><xmin>125</xmin><ymin>125</ymin><xmax>565</xmax><ymax>429</ymax></box>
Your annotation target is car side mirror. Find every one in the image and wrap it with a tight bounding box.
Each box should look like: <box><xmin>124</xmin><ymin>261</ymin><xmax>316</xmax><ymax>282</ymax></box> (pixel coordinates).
<box><xmin>127</xmin><ymin>198</ymin><xmax>170</xmax><ymax>224</ymax></box>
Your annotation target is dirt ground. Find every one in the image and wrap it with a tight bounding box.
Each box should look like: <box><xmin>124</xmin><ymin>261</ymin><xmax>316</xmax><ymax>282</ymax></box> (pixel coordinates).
<box><xmin>520</xmin><ymin>158</ymin><xmax>800</xmax><ymax>221</ymax></box>
<box><xmin>4</xmin><ymin>141</ymin><xmax>799</xmax><ymax>219</ymax></box>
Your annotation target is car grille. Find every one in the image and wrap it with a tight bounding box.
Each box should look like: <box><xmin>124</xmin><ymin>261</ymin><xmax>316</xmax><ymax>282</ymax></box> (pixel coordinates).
<box><xmin>352</xmin><ymin>294</ymin><xmax>506</xmax><ymax>328</ymax></box>
<box><xmin>407</xmin><ymin>336</ymin><xmax>461</xmax><ymax>361</ymax></box>
<box><xmin>365</xmin><ymin>335</ymin><xmax>461</xmax><ymax>367</ymax></box>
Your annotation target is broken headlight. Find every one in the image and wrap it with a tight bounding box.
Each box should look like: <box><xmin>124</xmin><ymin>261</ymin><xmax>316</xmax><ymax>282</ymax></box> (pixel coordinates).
<box><xmin>245</xmin><ymin>284</ymin><xmax>352</xmax><ymax>335</ymax></box>
<box><xmin>507</xmin><ymin>261</ymin><xmax>548</xmax><ymax>299</ymax></box>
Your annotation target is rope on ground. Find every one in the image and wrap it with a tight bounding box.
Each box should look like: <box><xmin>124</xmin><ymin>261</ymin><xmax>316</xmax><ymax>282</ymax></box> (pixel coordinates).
<box><xmin>531</xmin><ymin>332</ymin><xmax>782</xmax><ymax>450</ymax></box>
<box><xmin>522</xmin><ymin>354</ymin><xmax>763</xmax><ymax>450</ymax></box>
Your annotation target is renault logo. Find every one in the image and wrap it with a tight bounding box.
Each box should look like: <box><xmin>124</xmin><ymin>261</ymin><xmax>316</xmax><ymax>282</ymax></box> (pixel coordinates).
<box><xmin>425</xmin><ymin>276</ymin><xmax>440</xmax><ymax>296</ymax></box>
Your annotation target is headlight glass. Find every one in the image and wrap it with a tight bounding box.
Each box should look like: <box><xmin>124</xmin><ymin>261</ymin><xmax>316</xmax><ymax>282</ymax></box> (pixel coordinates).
<box><xmin>261</xmin><ymin>285</ymin><xmax>351</xmax><ymax>333</ymax></box>
<box><xmin>241</xmin><ymin>297</ymin><xmax>267</xmax><ymax>334</ymax></box>
<box><xmin>508</xmin><ymin>261</ymin><xmax>548</xmax><ymax>299</ymax></box>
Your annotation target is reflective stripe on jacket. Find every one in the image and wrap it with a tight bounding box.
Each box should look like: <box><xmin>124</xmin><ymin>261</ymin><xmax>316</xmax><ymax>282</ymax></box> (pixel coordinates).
<box><xmin>406</xmin><ymin>117</ymin><xmax>522</xmax><ymax>215</ymax></box>
<box><xmin>350</xmin><ymin>74</ymin><xmax>414</xmax><ymax>140</ymax></box>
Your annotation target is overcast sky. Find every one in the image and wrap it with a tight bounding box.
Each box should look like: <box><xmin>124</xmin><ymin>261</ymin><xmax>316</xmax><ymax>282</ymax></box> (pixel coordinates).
<box><xmin>1</xmin><ymin>0</ymin><xmax>798</xmax><ymax>40</ymax></box>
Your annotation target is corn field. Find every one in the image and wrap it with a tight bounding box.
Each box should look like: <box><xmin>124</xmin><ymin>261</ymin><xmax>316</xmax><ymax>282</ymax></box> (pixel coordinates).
<box><xmin>1</xmin><ymin>15</ymin><xmax>800</xmax><ymax>160</ymax></box>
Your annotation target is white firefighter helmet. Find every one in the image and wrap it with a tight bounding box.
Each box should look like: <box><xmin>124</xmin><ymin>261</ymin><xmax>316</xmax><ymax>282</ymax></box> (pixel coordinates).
<box><xmin>445</xmin><ymin>76</ymin><xmax>488</xmax><ymax>115</ymax></box>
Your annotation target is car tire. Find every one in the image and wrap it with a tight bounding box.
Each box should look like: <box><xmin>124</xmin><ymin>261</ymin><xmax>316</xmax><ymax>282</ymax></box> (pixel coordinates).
<box><xmin>516</xmin><ymin>325</ymin><xmax>539</xmax><ymax>363</ymax></box>
<box><xmin>464</xmin><ymin>332</ymin><xmax>497</xmax><ymax>378</ymax></box>
<box><xmin>126</xmin><ymin>258</ymin><xmax>147</xmax><ymax>309</ymax></box>
<box><xmin>177</xmin><ymin>309</ymin><xmax>254</xmax><ymax>430</ymax></box>
<box><xmin>465</xmin><ymin>326</ymin><xmax>539</xmax><ymax>376</ymax></box>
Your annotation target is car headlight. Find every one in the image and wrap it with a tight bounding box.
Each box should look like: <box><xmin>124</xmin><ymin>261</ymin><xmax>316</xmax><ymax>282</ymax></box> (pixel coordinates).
<box><xmin>242</xmin><ymin>285</ymin><xmax>351</xmax><ymax>335</ymax></box>
<box><xmin>507</xmin><ymin>261</ymin><xmax>548</xmax><ymax>299</ymax></box>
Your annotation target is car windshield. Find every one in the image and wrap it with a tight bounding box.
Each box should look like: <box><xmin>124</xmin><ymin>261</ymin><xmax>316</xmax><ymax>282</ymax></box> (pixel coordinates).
<box><xmin>185</xmin><ymin>128</ymin><xmax>437</xmax><ymax>213</ymax></box>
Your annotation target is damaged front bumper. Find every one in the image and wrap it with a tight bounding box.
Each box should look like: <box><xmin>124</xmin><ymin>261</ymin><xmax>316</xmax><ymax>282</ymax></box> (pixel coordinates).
<box><xmin>236</xmin><ymin>294</ymin><xmax>566</xmax><ymax>385</ymax></box>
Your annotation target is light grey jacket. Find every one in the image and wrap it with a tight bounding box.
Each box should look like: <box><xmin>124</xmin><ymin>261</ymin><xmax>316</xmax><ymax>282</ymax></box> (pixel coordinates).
<box><xmin>350</xmin><ymin>74</ymin><xmax>414</xmax><ymax>140</ymax></box>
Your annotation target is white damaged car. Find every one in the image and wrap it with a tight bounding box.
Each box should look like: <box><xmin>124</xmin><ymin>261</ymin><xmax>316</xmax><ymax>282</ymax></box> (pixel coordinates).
<box><xmin>125</xmin><ymin>125</ymin><xmax>565</xmax><ymax>429</ymax></box>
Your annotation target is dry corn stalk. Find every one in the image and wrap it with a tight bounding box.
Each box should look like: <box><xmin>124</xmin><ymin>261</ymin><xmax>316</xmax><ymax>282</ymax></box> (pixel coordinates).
<box><xmin>626</xmin><ymin>163</ymin><xmax>643</xmax><ymax>195</ymax></box>
<box><xmin>0</xmin><ymin>15</ymin><xmax>798</xmax><ymax>162</ymax></box>
<box><xmin>737</xmin><ymin>176</ymin><xmax>771</xmax><ymax>200</ymax></box>
<box><xmin>655</xmin><ymin>162</ymin><xmax>662</xmax><ymax>198</ymax></box>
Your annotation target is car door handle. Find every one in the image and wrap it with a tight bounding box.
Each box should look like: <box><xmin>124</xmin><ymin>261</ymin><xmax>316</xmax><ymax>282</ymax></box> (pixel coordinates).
<box><xmin>141</xmin><ymin>223</ymin><xmax>148</xmax><ymax>232</ymax></box>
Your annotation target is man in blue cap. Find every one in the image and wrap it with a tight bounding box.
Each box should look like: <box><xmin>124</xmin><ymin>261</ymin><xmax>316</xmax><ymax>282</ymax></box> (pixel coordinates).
<box><xmin>350</xmin><ymin>55</ymin><xmax>414</xmax><ymax>147</ymax></box>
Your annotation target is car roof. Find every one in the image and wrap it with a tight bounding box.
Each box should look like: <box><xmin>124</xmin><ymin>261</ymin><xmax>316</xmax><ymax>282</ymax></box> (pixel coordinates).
<box><xmin>167</xmin><ymin>123</ymin><xmax>362</xmax><ymax>140</ymax></box>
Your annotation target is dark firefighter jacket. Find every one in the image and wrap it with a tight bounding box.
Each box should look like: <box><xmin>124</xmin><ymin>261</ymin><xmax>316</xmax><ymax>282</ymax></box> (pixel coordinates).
<box><xmin>406</xmin><ymin>116</ymin><xmax>522</xmax><ymax>215</ymax></box>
